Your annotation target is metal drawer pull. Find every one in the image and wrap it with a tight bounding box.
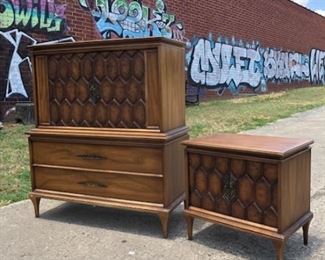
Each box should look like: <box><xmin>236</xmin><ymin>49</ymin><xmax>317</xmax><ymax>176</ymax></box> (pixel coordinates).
<box><xmin>76</xmin><ymin>154</ymin><xmax>107</xmax><ymax>160</ymax></box>
<box><xmin>78</xmin><ymin>181</ymin><xmax>107</xmax><ymax>188</ymax></box>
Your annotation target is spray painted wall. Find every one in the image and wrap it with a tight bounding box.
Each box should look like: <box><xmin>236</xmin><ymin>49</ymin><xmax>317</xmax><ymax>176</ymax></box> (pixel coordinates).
<box><xmin>78</xmin><ymin>0</ymin><xmax>185</xmax><ymax>41</ymax></box>
<box><xmin>0</xmin><ymin>1</ymin><xmax>99</xmax><ymax>119</ymax></box>
<box><xmin>0</xmin><ymin>0</ymin><xmax>71</xmax><ymax>101</ymax></box>
<box><xmin>1</xmin><ymin>0</ymin><xmax>325</xmax><ymax>119</ymax></box>
<box><xmin>0</xmin><ymin>0</ymin><xmax>67</xmax><ymax>32</ymax></box>
<box><xmin>81</xmin><ymin>0</ymin><xmax>325</xmax><ymax>96</ymax></box>
<box><xmin>187</xmin><ymin>36</ymin><xmax>324</xmax><ymax>95</ymax></box>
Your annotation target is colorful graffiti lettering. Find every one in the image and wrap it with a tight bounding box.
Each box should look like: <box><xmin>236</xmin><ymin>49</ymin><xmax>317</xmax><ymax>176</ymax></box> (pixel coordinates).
<box><xmin>0</xmin><ymin>0</ymin><xmax>67</xmax><ymax>32</ymax></box>
<box><xmin>78</xmin><ymin>0</ymin><xmax>185</xmax><ymax>41</ymax></box>
<box><xmin>188</xmin><ymin>35</ymin><xmax>322</xmax><ymax>95</ymax></box>
<box><xmin>0</xmin><ymin>29</ymin><xmax>74</xmax><ymax>99</ymax></box>
<box><xmin>309</xmin><ymin>49</ymin><xmax>325</xmax><ymax>84</ymax></box>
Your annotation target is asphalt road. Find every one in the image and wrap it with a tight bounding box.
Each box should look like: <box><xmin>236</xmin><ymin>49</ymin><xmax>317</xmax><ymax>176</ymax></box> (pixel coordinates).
<box><xmin>1</xmin><ymin>106</ymin><xmax>324</xmax><ymax>260</ymax></box>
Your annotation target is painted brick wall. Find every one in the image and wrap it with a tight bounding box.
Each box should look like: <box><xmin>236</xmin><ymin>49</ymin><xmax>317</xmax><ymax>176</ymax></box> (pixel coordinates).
<box><xmin>142</xmin><ymin>0</ymin><xmax>325</xmax><ymax>53</ymax></box>
<box><xmin>0</xmin><ymin>0</ymin><xmax>100</xmax><ymax>119</ymax></box>
<box><xmin>76</xmin><ymin>0</ymin><xmax>325</xmax><ymax>98</ymax></box>
<box><xmin>144</xmin><ymin>0</ymin><xmax>325</xmax><ymax>96</ymax></box>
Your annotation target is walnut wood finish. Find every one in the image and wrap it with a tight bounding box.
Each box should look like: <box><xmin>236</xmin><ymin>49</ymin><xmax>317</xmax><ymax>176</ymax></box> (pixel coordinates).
<box><xmin>28</xmin><ymin>38</ymin><xmax>188</xmax><ymax>238</ymax></box>
<box><xmin>183</xmin><ymin>134</ymin><xmax>313</xmax><ymax>259</ymax></box>
<box><xmin>188</xmin><ymin>152</ymin><xmax>278</xmax><ymax>227</ymax></box>
<box><xmin>48</xmin><ymin>50</ymin><xmax>146</xmax><ymax>128</ymax></box>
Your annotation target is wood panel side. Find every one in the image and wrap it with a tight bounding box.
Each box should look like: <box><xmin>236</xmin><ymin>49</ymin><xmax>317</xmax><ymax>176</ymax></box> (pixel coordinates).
<box><xmin>145</xmin><ymin>49</ymin><xmax>161</xmax><ymax>129</ymax></box>
<box><xmin>159</xmin><ymin>44</ymin><xmax>186</xmax><ymax>132</ymax></box>
<box><xmin>163</xmin><ymin>134</ymin><xmax>188</xmax><ymax>206</ymax></box>
<box><xmin>279</xmin><ymin>149</ymin><xmax>311</xmax><ymax>232</ymax></box>
<box><xmin>35</xmin><ymin>56</ymin><xmax>50</xmax><ymax>126</ymax></box>
<box><xmin>184</xmin><ymin>149</ymin><xmax>190</xmax><ymax>209</ymax></box>
<box><xmin>28</xmin><ymin>138</ymin><xmax>36</xmax><ymax>190</ymax></box>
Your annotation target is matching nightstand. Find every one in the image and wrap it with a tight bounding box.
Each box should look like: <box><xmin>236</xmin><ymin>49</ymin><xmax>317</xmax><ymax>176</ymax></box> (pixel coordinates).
<box><xmin>183</xmin><ymin>133</ymin><xmax>313</xmax><ymax>260</ymax></box>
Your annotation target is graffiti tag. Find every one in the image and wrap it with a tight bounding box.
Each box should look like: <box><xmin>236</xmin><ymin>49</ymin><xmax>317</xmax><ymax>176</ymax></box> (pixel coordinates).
<box><xmin>0</xmin><ymin>0</ymin><xmax>67</xmax><ymax>32</ymax></box>
<box><xmin>1</xmin><ymin>29</ymin><xmax>74</xmax><ymax>99</ymax></box>
<box><xmin>79</xmin><ymin>0</ymin><xmax>185</xmax><ymax>41</ymax></box>
<box><xmin>188</xmin><ymin>35</ymin><xmax>323</xmax><ymax>95</ymax></box>
<box><xmin>310</xmin><ymin>49</ymin><xmax>325</xmax><ymax>84</ymax></box>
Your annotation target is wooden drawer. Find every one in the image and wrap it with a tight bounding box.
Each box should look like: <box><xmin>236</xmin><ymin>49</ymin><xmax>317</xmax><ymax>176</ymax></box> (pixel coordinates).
<box><xmin>32</xmin><ymin>141</ymin><xmax>162</xmax><ymax>174</ymax></box>
<box><xmin>188</xmin><ymin>152</ymin><xmax>278</xmax><ymax>228</ymax></box>
<box><xmin>33</xmin><ymin>166</ymin><xmax>163</xmax><ymax>203</ymax></box>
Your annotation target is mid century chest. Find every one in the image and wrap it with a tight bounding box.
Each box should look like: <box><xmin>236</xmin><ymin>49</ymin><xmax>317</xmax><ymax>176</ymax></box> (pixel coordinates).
<box><xmin>28</xmin><ymin>37</ymin><xmax>188</xmax><ymax>238</ymax></box>
<box><xmin>183</xmin><ymin>134</ymin><xmax>313</xmax><ymax>259</ymax></box>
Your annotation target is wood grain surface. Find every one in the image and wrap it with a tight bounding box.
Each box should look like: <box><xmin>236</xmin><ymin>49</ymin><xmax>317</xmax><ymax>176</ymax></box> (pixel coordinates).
<box><xmin>183</xmin><ymin>133</ymin><xmax>313</xmax><ymax>159</ymax></box>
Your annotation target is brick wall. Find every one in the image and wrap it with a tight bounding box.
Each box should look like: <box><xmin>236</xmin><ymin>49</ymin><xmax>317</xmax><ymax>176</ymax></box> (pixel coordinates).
<box><xmin>153</xmin><ymin>0</ymin><xmax>325</xmax><ymax>98</ymax></box>
<box><xmin>142</xmin><ymin>0</ymin><xmax>325</xmax><ymax>52</ymax></box>
<box><xmin>0</xmin><ymin>0</ymin><xmax>100</xmax><ymax>119</ymax></box>
<box><xmin>89</xmin><ymin>0</ymin><xmax>325</xmax><ymax>98</ymax></box>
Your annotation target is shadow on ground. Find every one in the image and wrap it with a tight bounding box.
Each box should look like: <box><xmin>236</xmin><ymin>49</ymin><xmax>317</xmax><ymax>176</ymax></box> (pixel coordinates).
<box><xmin>40</xmin><ymin>202</ymin><xmax>193</xmax><ymax>240</ymax></box>
<box><xmin>191</xmin><ymin>223</ymin><xmax>322</xmax><ymax>259</ymax></box>
<box><xmin>38</xmin><ymin>201</ymin><xmax>323</xmax><ymax>259</ymax></box>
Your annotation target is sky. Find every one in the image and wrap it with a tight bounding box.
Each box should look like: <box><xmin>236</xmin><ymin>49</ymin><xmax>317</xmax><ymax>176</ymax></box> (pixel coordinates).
<box><xmin>292</xmin><ymin>0</ymin><xmax>325</xmax><ymax>16</ymax></box>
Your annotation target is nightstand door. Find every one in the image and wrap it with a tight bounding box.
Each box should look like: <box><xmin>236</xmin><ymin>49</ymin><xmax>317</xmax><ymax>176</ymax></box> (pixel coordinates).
<box><xmin>187</xmin><ymin>150</ymin><xmax>278</xmax><ymax>228</ymax></box>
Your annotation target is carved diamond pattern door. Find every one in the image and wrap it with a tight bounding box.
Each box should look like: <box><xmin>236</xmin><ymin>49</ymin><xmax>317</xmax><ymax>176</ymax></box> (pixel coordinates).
<box><xmin>48</xmin><ymin>50</ymin><xmax>146</xmax><ymax>128</ymax></box>
<box><xmin>188</xmin><ymin>153</ymin><xmax>278</xmax><ymax>227</ymax></box>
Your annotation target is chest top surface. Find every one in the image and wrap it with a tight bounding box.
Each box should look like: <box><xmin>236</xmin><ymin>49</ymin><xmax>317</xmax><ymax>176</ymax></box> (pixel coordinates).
<box><xmin>183</xmin><ymin>133</ymin><xmax>313</xmax><ymax>159</ymax></box>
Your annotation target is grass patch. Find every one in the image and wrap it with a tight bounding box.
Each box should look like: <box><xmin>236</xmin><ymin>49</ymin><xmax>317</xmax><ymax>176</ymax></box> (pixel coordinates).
<box><xmin>1</xmin><ymin>87</ymin><xmax>325</xmax><ymax>206</ymax></box>
<box><xmin>187</xmin><ymin>87</ymin><xmax>325</xmax><ymax>137</ymax></box>
<box><xmin>0</xmin><ymin>124</ymin><xmax>32</xmax><ymax>207</ymax></box>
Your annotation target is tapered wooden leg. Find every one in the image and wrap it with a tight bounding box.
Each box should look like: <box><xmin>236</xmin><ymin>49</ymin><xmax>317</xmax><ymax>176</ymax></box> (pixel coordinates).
<box><xmin>303</xmin><ymin>220</ymin><xmax>311</xmax><ymax>245</ymax></box>
<box><xmin>185</xmin><ymin>214</ymin><xmax>194</xmax><ymax>240</ymax></box>
<box><xmin>30</xmin><ymin>195</ymin><xmax>41</xmax><ymax>218</ymax></box>
<box><xmin>158</xmin><ymin>212</ymin><xmax>170</xmax><ymax>239</ymax></box>
<box><xmin>272</xmin><ymin>240</ymin><xmax>286</xmax><ymax>260</ymax></box>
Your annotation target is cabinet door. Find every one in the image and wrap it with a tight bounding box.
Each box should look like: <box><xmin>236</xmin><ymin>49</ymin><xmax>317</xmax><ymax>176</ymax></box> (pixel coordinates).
<box><xmin>43</xmin><ymin>50</ymin><xmax>147</xmax><ymax>128</ymax></box>
<box><xmin>188</xmin><ymin>151</ymin><xmax>278</xmax><ymax>227</ymax></box>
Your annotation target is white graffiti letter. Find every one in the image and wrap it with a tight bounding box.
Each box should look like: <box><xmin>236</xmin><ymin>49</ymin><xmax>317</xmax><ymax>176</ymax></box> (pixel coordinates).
<box><xmin>190</xmin><ymin>39</ymin><xmax>206</xmax><ymax>85</ymax></box>
<box><xmin>247</xmin><ymin>48</ymin><xmax>262</xmax><ymax>87</ymax></box>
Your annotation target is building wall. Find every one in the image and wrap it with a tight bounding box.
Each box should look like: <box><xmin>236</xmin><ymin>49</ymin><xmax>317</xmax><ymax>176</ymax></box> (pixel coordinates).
<box><xmin>1</xmin><ymin>0</ymin><xmax>325</xmax><ymax>119</ymax></box>
<box><xmin>0</xmin><ymin>0</ymin><xmax>100</xmax><ymax>119</ymax></box>
<box><xmin>152</xmin><ymin>0</ymin><xmax>325</xmax><ymax>53</ymax></box>
<box><xmin>78</xmin><ymin>0</ymin><xmax>325</xmax><ymax>97</ymax></box>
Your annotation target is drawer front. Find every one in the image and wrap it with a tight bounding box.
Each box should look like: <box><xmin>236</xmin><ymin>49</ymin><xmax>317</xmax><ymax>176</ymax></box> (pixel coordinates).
<box><xmin>188</xmin><ymin>152</ymin><xmax>278</xmax><ymax>228</ymax></box>
<box><xmin>34</xmin><ymin>167</ymin><xmax>163</xmax><ymax>203</ymax></box>
<box><xmin>32</xmin><ymin>141</ymin><xmax>162</xmax><ymax>174</ymax></box>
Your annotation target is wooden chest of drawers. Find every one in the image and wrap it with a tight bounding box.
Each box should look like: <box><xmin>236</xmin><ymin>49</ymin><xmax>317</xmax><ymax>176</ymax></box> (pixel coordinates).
<box><xmin>28</xmin><ymin>37</ymin><xmax>188</xmax><ymax>238</ymax></box>
<box><xmin>183</xmin><ymin>134</ymin><xmax>313</xmax><ymax>259</ymax></box>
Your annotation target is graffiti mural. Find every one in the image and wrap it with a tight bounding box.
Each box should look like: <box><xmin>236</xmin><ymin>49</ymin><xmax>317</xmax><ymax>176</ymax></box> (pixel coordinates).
<box><xmin>0</xmin><ymin>0</ymin><xmax>67</xmax><ymax>32</ymax></box>
<box><xmin>187</xmin><ymin>35</ymin><xmax>324</xmax><ymax>95</ymax></box>
<box><xmin>1</xmin><ymin>29</ymin><xmax>36</xmax><ymax>98</ymax></box>
<box><xmin>263</xmin><ymin>49</ymin><xmax>309</xmax><ymax>83</ymax></box>
<box><xmin>188</xmin><ymin>37</ymin><xmax>265</xmax><ymax>94</ymax></box>
<box><xmin>0</xmin><ymin>0</ymin><xmax>71</xmax><ymax>102</ymax></box>
<box><xmin>0</xmin><ymin>29</ymin><xmax>74</xmax><ymax>99</ymax></box>
<box><xmin>310</xmin><ymin>49</ymin><xmax>325</xmax><ymax>84</ymax></box>
<box><xmin>78</xmin><ymin>0</ymin><xmax>185</xmax><ymax>41</ymax></box>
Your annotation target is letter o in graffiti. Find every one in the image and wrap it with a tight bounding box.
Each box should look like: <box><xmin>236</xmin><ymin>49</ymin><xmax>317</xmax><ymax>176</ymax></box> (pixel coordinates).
<box><xmin>0</xmin><ymin>0</ymin><xmax>14</xmax><ymax>29</ymax></box>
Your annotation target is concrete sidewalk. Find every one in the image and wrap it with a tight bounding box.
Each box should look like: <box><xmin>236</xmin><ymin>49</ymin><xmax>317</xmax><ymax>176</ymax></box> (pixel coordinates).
<box><xmin>1</xmin><ymin>106</ymin><xmax>325</xmax><ymax>260</ymax></box>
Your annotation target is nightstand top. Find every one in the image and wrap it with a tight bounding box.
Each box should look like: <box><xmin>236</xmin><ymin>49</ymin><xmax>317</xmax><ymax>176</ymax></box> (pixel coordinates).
<box><xmin>183</xmin><ymin>133</ymin><xmax>313</xmax><ymax>159</ymax></box>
